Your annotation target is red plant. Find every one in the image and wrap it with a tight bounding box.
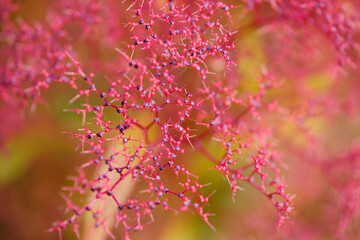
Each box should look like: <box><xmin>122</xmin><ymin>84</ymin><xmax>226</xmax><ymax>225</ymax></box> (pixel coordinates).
<box><xmin>1</xmin><ymin>0</ymin><xmax>360</xmax><ymax>239</ymax></box>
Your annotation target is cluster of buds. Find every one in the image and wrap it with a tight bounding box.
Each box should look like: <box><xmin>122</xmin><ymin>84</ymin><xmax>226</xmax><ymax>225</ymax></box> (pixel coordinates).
<box><xmin>1</xmin><ymin>0</ymin><xmax>359</xmax><ymax>239</ymax></box>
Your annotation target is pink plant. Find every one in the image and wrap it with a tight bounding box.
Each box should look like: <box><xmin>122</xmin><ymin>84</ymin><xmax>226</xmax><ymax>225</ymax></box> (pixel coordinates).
<box><xmin>1</xmin><ymin>0</ymin><xmax>360</xmax><ymax>239</ymax></box>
